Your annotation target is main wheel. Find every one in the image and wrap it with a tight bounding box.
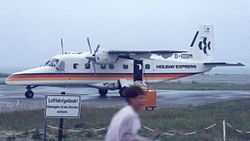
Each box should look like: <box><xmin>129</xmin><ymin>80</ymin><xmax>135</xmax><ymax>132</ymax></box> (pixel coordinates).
<box><xmin>25</xmin><ymin>91</ymin><xmax>34</xmax><ymax>98</ymax></box>
<box><xmin>99</xmin><ymin>89</ymin><xmax>108</xmax><ymax>96</ymax></box>
<box><xmin>119</xmin><ymin>87</ymin><xmax>127</xmax><ymax>97</ymax></box>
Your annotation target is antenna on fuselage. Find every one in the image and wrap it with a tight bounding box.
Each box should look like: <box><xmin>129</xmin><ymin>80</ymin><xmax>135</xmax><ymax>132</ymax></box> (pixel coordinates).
<box><xmin>60</xmin><ymin>38</ymin><xmax>64</xmax><ymax>54</ymax></box>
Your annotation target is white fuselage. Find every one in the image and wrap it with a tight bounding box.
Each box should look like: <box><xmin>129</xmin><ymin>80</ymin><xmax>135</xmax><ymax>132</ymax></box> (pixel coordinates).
<box><xmin>5</xmin><ymin>52</ymin><xmax>212</xmax><ymax>86</ymax></box>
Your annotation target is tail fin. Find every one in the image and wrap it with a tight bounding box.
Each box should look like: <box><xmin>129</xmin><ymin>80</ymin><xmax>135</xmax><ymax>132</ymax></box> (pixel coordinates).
<box><xmin>188</xmin><ymin>24</ymin><xmax>214</xmax><ymax>61</ymax></box>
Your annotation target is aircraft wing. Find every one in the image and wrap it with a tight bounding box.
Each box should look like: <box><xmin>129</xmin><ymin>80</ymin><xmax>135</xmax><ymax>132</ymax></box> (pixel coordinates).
<box><xmin>108</xmin><ymin>50</ymin><xmax>186</xmax><ymax>60</ymax></box>
<box><xmin>204</xmin><ymin>62</ymin><xmax>245</xmax><ymax>67</ymax></box>
<box><xmin>82</xmin><ymin>81</ymin><xmax>119</xmax><ymax>90</ymax></box>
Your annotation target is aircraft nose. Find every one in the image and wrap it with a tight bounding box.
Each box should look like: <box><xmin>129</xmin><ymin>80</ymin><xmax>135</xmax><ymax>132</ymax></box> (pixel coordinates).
<box><xmin>5</xmin><ymin>74</ymin><xmax>13</xmax><ymax>85</ymax></box>
<box><xmin>5</xmin><ymin>74</ymin><xmax>18</xmax><ymax>85</ymax></box>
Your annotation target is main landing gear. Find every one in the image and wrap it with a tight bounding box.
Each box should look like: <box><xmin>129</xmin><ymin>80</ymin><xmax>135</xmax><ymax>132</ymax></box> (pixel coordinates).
<box><xmin>98</xmin><ymin>87</ymin><xmax>127</xmax><ymax>97</ymax></box>
<box><xmin>25</xmin><ymin>85</ymin><xmax>37</xmax><ymax>98</ymax></box>
<box><xmin>119</xmin><ymin>87</ymin><xmax>127</xmax><ymax>97</ymax></box>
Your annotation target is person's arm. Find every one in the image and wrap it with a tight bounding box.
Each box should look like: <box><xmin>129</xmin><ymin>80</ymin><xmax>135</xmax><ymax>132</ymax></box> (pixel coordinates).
<box><xmin>121</xmin><ymin>116</ymin><xmax>151</xmax><ymax>141</ymax></box>
<box><xmin>105</xmin><ymin>116</ymin><xmax>133</xmax><ymax>141</ymax></box>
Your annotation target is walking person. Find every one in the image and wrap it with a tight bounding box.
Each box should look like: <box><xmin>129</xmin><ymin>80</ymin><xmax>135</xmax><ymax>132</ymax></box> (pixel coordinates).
<box><xmin>105</xmin><ymin>85</ymin><xmax>150</xmax><ymax>141</ymax></box>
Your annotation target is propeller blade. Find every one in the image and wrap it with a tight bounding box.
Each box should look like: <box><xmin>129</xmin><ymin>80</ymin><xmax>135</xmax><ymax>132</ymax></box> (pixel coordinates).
<box><xmin>60</xmin><ymin>38</ymin><xmax>64</xmax><ymax>54</ymax></box>
<box><xmin>87</xmin><ymin>37</ymin><xmax>92</xmax><ymax>54</ymax></box>
<box><xmin>93</xmin><ymin>44</ymin><xmax>100</xmax><ymax>56</ymax></box>
<box><xmin>87</xmin><ymin>59</ymin><xmax>91</xmax><ymax>64</ymax></box>
<box><xmin>92</xmin><ymin>61</ymin><xmax>96</xmax><ymax>75</ymax></box>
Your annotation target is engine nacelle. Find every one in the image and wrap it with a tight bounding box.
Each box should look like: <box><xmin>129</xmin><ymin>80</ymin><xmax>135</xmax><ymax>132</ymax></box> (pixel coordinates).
<box><xmin>95</xmin><ymin>51</ymin><xmax>118</xmax><ymax>64</ymax></box>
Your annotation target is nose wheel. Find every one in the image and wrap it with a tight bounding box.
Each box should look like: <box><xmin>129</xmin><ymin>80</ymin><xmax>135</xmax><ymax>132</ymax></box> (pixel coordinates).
<box><xmin>25</xmin><ymin>90</ymin><xmax>34</xmax><ymax>98</ymax></box>
<box><xmin>25</xmin><ymin>86</ymin><xmax>35</xmax><ymax>98</ymax></box>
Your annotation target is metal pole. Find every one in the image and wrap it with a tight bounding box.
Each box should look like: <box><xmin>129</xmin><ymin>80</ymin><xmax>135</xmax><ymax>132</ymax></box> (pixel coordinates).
<box><xmin>223</xmin><ymin>120</ymin><xmax>226</xmax><ymax>141</ymax></box>
<box><xmin>58</xmin><ymin>92</ymin><xmax>65</xmax><ymax>141</ymax></box>
<box><xmin>58</xmin><ymin>118</ymin><xmax>64</xmax><ymax>141</ymax></box>
<box><xmin>44</xmin><ymin>118</ymin><xmax>47</xmax><ymax>141</ymax></box>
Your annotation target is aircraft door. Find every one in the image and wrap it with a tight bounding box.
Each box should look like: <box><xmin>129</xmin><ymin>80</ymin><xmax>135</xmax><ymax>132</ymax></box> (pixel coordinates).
<box><xmin>133</xmin><ymin>60</ymin><xmax>143</xmax><ymax>81</ymax></box>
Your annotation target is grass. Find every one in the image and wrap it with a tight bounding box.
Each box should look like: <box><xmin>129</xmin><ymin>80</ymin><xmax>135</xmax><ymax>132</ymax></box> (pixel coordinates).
<box><xmin>1</xmin><ymin>99</ymin><xmax>250</xmax><ymax>140</ymax></box>
<box><xmin>148</xmin><ymin>81</ymin><xmax>250</xmax><ymax>90</ymax></box>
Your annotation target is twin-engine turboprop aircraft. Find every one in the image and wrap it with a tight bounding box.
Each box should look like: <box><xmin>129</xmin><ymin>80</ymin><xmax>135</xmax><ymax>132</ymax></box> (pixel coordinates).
<box><xmin>5</xmin><ymin>25</ymin><xmax>244</xmax><ymax>98</ymax></box>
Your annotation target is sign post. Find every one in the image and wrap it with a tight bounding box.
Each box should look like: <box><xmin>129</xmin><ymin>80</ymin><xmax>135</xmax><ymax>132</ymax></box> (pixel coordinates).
<box><xmin>58</xmin><ymin>92</ymin><xmax>65</xmax><ymax>141</ymax></box>
<box><xmin>45</xmin><ymin>92</ymin><xmax>81</xmax><ymax>141</ymax></box>
<box><xmin>44</xmin><ymin>118</ymin><xmax>47</xmax><ymax>141</ymax></box>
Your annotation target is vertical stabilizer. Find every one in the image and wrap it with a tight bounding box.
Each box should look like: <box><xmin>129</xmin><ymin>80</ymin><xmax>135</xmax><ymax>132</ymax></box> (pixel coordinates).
<box><xmin>188</xmin><ymin>25</ymin><xmax>214</xmax><ymax>62</ymax></box>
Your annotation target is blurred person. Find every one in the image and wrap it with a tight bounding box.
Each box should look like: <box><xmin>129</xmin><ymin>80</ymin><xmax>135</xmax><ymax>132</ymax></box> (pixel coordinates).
<box><xmin>105</xmin><ymin>85</ymin><xmax>150</xmax><ymax>141</ymax></box>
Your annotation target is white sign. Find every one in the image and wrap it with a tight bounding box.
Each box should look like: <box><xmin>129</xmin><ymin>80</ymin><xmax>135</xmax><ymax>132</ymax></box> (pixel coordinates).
<box><xmin>45</xmin><ymin>95</ymin><xmax>81</xmax><ymax>118</ymax></box>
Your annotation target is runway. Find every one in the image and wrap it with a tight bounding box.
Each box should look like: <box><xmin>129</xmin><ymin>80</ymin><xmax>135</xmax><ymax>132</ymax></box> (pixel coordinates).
<box><xmin>1</xmin><ymin>84</ymin><xmax>250</xmax><ymax>111</ymax></box>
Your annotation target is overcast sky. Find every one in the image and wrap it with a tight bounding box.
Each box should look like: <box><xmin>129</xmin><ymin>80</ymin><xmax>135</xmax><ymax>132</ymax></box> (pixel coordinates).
<box><xmin>0</xmin><ymin>0</ymin><xmax>249</xmax><ymax>74</ymax></box>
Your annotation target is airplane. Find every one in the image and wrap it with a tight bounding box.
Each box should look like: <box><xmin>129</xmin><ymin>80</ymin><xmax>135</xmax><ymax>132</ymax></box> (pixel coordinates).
<box><xmin>5</xmin><ymin>25</ymin><xmax>244</xmax><ymax>98</ymax></box>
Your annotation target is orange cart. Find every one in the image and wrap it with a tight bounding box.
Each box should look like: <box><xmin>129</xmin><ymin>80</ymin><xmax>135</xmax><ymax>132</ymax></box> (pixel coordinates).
<box><xmin>143</xmin><ymin>89</ymin><xmax>157</xmax><ymax>110</ymax></box>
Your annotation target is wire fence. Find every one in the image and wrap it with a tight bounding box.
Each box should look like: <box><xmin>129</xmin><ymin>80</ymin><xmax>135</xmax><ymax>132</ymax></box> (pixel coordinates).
<box><xmin>1</xmin><ymin>120</ymin><xmax>249</xmax><ymax>141</ymax></box>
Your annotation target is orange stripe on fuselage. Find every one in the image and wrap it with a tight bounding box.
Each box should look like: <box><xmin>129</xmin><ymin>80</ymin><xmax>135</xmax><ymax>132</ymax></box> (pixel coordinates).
<box><xmin>7</xmin><ymin>73</ymin><xmax>194</xmax><ymax>81</ymax></box>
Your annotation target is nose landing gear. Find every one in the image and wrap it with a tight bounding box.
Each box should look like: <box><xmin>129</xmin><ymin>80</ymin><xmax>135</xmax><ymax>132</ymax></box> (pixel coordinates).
<box><xmin>25</xmin><ymin>86</ymin><xmax>37</xmax><ymax>98</ymax></box>
<box><xmin>25</xmin><ymin>90</ymin><xmax>34</xmax><ymax>98</ymax></box>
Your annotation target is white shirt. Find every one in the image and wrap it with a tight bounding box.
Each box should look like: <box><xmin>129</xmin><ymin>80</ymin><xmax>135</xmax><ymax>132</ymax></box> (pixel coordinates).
<box><xmin>105</xmin><ymin>105</ymin><xmax>148</xmax><ymax>141</ymax></box>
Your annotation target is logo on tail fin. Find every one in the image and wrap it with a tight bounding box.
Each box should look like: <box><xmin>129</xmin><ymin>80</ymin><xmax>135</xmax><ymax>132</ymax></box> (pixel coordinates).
<box><xmin>198</xmin><ymin>37</ymin><xmax>211</xmax><ymax>54</ymax></box>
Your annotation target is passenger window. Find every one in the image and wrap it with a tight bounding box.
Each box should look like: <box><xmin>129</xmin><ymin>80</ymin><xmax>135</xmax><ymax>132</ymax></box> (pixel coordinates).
<box><xmin>101</xmin><ymin>64</ymin><xmax>106</xmax><ymax>69</ymax></box>
<box><xmin>123</xmin><ymin>64</ymin><xmax>128</xmax><ymax>69</ymax></box>
<box><xmin>145</xmin><ymin>64</ymin><xmax>150</xmax><ymax>70</ymax></box>
<box><xmin>73</xmin><ymin>63</ymin><xmax>79</xmax><ymax>69</ymax></box>
<box><xmin>85</xmin><ymin>63</ymin><xmax>91</xmax><ymax>69</ymax></box>
<box><xmin>109</xmin><ymin>64</ymin><xmax>114</xmax><ymax>69</ymax></box>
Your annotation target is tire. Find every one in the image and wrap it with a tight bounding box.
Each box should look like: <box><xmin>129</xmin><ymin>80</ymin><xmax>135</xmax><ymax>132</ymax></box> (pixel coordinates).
<box><xmin>119</xmin><ymin>87</ymin><xmax>127</xmax><ymax>97</ymax></box>
<box><xmin>99</xmin><ymin>89</ymin><xmax>108</xmax><ymax>96</ymax></box>
<box><xmin>25</xmin><ymin>91</ymin><xmax>34</xmax><ymax>98</ymax></box>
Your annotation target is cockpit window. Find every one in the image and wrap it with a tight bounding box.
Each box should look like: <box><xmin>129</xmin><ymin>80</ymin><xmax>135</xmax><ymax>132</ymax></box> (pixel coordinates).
<box><xmin>44</xmin><ymin>59</ymin><xmax>59</xmax><ymax>67</ymax></box>
<box><xmin>45</xmin><ymin>60</ymin><xmax>50</xmax><ymax>66</ymax></box>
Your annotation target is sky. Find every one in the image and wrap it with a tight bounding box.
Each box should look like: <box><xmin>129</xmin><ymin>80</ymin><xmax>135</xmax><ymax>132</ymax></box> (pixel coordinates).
<box><xmin>0</xmin><ymin>0</ymin><xmax>249</xmax><ymax>74</ymax></box>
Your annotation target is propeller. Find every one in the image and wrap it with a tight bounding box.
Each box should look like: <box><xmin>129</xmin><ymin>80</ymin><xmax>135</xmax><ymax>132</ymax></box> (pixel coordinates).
<box><xmin>60</xmin><ymin>38</ymin><xmax>64</xmax><ymax>54</ymax></box>
<box><xmin>86</xmin><ymin>37</ymin><xmax>101</xmax><ymax>75</ymax></box>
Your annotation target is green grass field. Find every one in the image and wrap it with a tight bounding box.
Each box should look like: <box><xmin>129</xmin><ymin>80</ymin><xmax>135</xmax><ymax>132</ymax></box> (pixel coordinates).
<box><xmin>148</xmin><ymin>82</ymin><xmax>250</xmax><ymax>90</ymax></box>
<box><xmin>1</xmin><ymin>99</ymin><xmax>250</xmax><ymax>140</ymax></box>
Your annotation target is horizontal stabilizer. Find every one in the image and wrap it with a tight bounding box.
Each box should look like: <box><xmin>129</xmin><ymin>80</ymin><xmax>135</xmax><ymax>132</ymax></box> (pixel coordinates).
<box><xmin>204</xmin><ymin>62</ymin><xmax>245</xmax><ymax>67</ymax></box>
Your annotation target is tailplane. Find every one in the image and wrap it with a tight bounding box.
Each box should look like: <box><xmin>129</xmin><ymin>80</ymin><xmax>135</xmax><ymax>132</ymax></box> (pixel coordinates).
<box><xmin>189</xmin><ymin>25</ymin><xmax>244</xmax><ymax>67</ymax></box>
<box><xmin>171</xmin><ymin>25</ymin><xmax>244</xmax><ymax>68</ymax></box>
<box><xmin>204</xmin><ymin>62</ymin><xmax>244</xmax><ymax>67</ymax></box>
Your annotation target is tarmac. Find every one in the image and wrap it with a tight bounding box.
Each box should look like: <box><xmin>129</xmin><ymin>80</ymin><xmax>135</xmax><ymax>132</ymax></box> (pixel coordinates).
<box><xmin>1</xmin><ymin>84</ymin><xmax>250</xmax><ymax>112</ymax></box>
